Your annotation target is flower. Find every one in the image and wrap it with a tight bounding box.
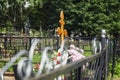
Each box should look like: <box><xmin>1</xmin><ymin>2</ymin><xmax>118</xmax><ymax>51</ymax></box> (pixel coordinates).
<box><xmin>68</xmin><ymin>44</ymin><xmax>85</xmax><ymax>62</ymax></box>
<box><xmin>34</xmin><ymin>63</ymin><xmax>40</xmax><ymax>70</ymax></box>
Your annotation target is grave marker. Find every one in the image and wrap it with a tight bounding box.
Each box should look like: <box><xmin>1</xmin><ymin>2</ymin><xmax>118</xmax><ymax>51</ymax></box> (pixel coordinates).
<box><xmin>57</xmin><ymin>11</ymin><xmax>68</xmax><ymax>44</ymax></box>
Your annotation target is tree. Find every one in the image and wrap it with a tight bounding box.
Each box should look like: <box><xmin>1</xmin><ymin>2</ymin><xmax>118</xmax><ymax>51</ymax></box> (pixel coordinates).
<box><xmin>0</xmin><ymin>0</ymin><xmax>120</xmax><ymax>37</ymax></box>
<box><xmin>0</xmin><ymin>0</ymin><xmax>43</xmax><ymax>33</ymax></box>
<box><xmin>40</xmin><ymin>0</ymin><xmax>120</xmax><ymax>37</ymax></box>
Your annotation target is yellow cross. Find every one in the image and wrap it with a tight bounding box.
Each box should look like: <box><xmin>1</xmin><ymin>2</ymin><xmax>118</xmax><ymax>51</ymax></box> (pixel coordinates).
<box><xmin>57</xmin><ymin>11</ymin><xmax>68</xmax><ymax>43</ymax></box>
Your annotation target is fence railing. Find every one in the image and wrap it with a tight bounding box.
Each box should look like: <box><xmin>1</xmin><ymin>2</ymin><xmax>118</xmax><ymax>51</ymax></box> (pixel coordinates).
<box><xmin>0</xmin><ymin>36</ymin><xmax>96</xmax><ymax>58</ymax></box>
<box><xmin>0</xmin><ymin>36</ymin><xmax>97</xmax><ymax>57</ymax></box>
<box><xmin>0</xmin><ymin>35</ymin><xmax>114</xmax><ymax>80</ymax></box>
<box><xmin>28</xmin><ymin>36</ymin><xmax>111</xmax><ymax>80</ymax></box>
<box><xmin>29</xmin><ymin>53</ymin><xmax>101</xmax><ymax>80</ymax></box>
<box><xmin>0</xmin><ymin>36</ymin><xmax>59</xmax><ymax>58</ymax></box>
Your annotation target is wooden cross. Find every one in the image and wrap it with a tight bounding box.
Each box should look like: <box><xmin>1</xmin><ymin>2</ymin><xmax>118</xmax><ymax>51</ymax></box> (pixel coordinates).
<box><xmin>57</xmin><ymin>11</ymin><xmax>68</xmax><ymax>43</ymax></box>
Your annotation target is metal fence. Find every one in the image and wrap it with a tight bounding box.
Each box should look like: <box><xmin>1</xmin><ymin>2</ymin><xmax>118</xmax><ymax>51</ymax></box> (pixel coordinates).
<box><xmin>0</xmin><ymin>36</ymin><xmax>96</xmax><ymax>58</ymax></box>
<box><xmin>28</xmin><ymin>36</ymin><xmax>113</xmax><ymax>80</ymax></box>
<box><xmin>0</xmin><ymin>36</ymin><xmax>115</xmax><ymax>80</ymax></box>
<box><xmin>29</xmin><ymin>53</ymin><xmax>101</xmax><ymax>80</ymax></box>
<box><xmin>0</xmin><ymin>36</ymin><xmax>59</xmax><ymax>58</ymax></box>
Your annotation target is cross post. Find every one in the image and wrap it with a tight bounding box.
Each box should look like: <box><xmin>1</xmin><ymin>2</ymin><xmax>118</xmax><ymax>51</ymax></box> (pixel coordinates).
<box><xmin>57</xmin><ymin>11</ymin><xmax>68</xmax><ymax>43</ymax></box>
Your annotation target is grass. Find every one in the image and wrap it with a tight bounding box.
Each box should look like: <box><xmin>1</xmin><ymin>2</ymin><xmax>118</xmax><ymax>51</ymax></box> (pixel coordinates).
<box><xmin>32</xmin><ymin>53</ymin><xmax>41</xmax><ymax>63</ymax></box>
<box><xmin>84</xmin><ymin>51</ymin><xmax>92</xmax><ymax>57</ymax></box>
<box><xmin>0</xmin><ymin>46</ymin><xmax>92</xmax><ymax>72</ymax></box>
<box><xmin>0</xmin><ymin>53</ymin><xmax>41</xmax><ymax>72</ymax></box>
<box><xmin>1</xmin><ymin>49</ymin><xmax>119</xmax><ymax>80</ymax></box>
<box><xmin>83</xmin><ymin>45</ymin><xmax>92</xmax><ymax>57</ymax></box>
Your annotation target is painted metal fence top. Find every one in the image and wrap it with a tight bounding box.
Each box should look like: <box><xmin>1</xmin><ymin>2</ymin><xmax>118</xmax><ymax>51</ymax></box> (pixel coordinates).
<box><xmin>29</xmin><ymin>53</ymin><xmax>101</xmax><ymax>80</ymax></box>
<box><xmin>0</xmin><ymin>32</ymin><xmax>113</xmax><ymax>80</ymax></box>
<box><xmin>0</xmin><ymin>36</ymin><xmax>59</xmax><ymax>39</ymax></box>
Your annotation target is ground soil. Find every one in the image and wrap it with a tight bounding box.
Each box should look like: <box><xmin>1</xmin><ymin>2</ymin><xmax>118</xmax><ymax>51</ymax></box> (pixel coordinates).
<box><xmin>3</xmin><ymin>72</ymin><xmax>15</xmax><ymax>80</ymax></box>
<box><xmin>3</xmin><ymin>72</ymin><xmax>120</xmax><ymax>80</ymax></box>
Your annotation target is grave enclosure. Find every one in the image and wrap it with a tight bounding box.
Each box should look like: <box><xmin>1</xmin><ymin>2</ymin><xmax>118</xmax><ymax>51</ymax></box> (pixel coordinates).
<box><xmin>0</xmin><ymin>11</ymin><xmax>118</xmax><ymax>80</ymax></box>
<box><xmin>0</xmin><ymin>34</ymin><xmax>116</xmax><ymax>80</ymax></box>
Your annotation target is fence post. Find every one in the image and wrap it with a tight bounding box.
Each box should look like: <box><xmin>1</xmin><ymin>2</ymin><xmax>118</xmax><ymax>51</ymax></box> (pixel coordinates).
<box><xmin>29</xmin><ymin>37</ymin><xmax>31</xmax><ymax>49</ymax></box>
<box><xmin>111</xmin><ymin>39</ymin><xmax>116</xmax><ymax>79</ymax></box>
<box><xmin>78</xmin><ymin>67</ymin><xmax>82</xmax><ymax>80</ymax></box>
<box><xmin>4</xmin><ymin>37</ymin><xmax>7</xmax><ymax>57</ymax></box>
<box><xmin>101</xmin><ymin>29</ymin><xmax>107</xmax><ymax>80</ymax></box>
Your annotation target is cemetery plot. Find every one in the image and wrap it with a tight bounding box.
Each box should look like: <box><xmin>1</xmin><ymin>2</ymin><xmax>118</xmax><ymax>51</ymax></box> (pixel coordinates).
<box><xmin>0</xmin><ymin>35</ymin><xmax>114</xmax><ymax>80</ymax></box>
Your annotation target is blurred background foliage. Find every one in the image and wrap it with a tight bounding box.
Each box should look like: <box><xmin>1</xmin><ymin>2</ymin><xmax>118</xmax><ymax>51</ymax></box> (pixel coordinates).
<box><xmin>0</xmin><ymin>0</ymin><xmax>120</xmax><ymax>37</ymax></box>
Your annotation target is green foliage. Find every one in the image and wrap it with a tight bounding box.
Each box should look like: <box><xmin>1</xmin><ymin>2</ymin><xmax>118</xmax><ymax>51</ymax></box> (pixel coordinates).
<box><xmin>0</xmin><ymin>62</ymin><xmax>5</xmax><ymax>68</ymax></box>
<box><xmin>83</xmin><ymin>45</ymin><xmax>92</xmax><ymax>57</ymax></box>
<box><xmin>0</xmin><ymin>61</ymin><xmax>13</xmax><ymax>72</ymax></box>
<box><xmin>84</xmin><ymin>51</ymin><xmax>91</xmax><ymax>57</ymax></box>
<box><xmin>32</xmin><ymin>53</ymin><xmax>41</xmax><ymax>63</ymax></box>
<box><xmin>40</xmin><ymin>0</ymin><xmax>120</xmax><ymax>37</ymax></box>
<box><xmin>108</xmin><ymin>57</ymin><xmax>120</xmax><ymax>78</ymax></box>
<box><xmin>113</xmin><ymin>58</ymin><xmax>120</xmax><ymax>77</ymax></box>
<box><xmin>0</xmin><ymin>0</ymin><xmax>120</xmax><ymax>37</ymax></box>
